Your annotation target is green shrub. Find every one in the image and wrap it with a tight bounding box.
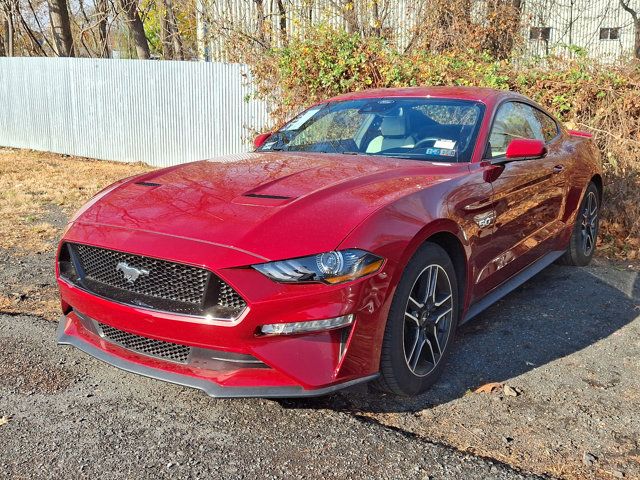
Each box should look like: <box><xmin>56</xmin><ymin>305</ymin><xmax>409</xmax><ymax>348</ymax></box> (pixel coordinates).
<box><xmin>248</xmin><ymin>26</ymin><xmax>640</xmax><ymax>255</ymax></box>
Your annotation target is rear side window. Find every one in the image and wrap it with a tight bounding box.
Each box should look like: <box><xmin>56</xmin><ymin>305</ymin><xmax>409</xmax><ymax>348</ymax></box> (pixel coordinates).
<box><xmin>488</xmin><ymin>102</ymin><xmax>557</xmax><ymax>158</ymax></box>
<box><xmin>533</xmin><ymin>109</ymin><xmax>559</xmax><ymax>142</ymax></box>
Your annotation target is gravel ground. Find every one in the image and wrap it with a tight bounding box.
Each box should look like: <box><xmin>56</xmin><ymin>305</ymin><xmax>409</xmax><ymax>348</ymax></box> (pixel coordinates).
<box><xmin>0</xmin><ymin>169</ymin><xmax>638</xmax><ymax>479</ymax></box>
<box><xmin>0</xmin><ymin>314</ymin><xmax>541</xmax><ymax>480</ymax></box>
<box><xmin>1</xmin><ymin>254</ymin><xmax>638</xmax><ymax>479</ymax></box>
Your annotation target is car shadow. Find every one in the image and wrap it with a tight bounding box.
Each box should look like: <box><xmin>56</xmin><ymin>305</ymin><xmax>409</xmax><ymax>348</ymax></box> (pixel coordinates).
<box><xmin>275</xmin><ymin>262</ymin><xmax>640</xmax><ymax>414</ymax></box>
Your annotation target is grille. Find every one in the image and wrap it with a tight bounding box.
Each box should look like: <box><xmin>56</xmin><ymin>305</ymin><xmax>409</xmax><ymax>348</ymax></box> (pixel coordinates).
<box><xmin>218</xmin><ymin>282</ymin><xmax>246</xmax><ymax>310</ymax></box>
<box><xmin>99</xmin><ymin>323</ymin><xmax>191</xmax><ymax>363</ymax></box>
<box><xmin>61</xmin><ymin>243</ymin><xmax>247</xmax><ymax>318</ymax></box>
<box><xmin>74</xmin><ymin>243</ymin><xmax>208</xmax><ymax>305</ymax></box>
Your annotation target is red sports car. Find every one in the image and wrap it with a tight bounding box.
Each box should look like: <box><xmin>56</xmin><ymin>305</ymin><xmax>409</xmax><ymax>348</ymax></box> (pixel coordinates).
<box><xmin>56</xmin><ymin>87</ymin><xmax>602</xmax><ymax>397</ymax></box>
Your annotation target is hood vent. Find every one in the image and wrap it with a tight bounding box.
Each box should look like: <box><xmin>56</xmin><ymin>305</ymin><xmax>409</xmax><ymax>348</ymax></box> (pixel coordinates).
<box><xmin>243</xmin><ymin>193</ymin><xmax>292</xmax><ymax>200</ymax></box>
<box><xmin>135</xmin><ymin>181</ymin><xmax>162</xmax><ymax>187</ymax></box>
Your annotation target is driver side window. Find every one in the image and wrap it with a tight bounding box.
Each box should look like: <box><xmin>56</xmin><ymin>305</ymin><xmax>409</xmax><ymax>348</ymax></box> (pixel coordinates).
<box><xmin>488</xmin><ymin>102</ymin><xmax>545</xmax><ymax>158</ymax></box>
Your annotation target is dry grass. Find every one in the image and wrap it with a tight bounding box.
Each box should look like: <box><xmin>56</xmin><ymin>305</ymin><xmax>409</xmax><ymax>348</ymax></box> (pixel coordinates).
<box><xmin>0</xmin><ymin>148</ymin><xmax>152</xmax><ymax>320</ymax></box>
<box><xmin>0</xmin><ymin>148</ymin><xmax>152</xmax><ymax>253</ymax></box>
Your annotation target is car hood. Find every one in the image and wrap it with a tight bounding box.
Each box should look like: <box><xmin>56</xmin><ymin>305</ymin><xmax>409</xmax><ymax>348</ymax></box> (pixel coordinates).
<box><xmin>74</xmin><ymin>152</ymin><xmax>465</xmax><ymax>260</ymax></box>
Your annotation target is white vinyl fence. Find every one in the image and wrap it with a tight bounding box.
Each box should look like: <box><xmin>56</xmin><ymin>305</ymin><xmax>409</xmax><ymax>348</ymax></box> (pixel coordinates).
<box><xmin>0</xmin><ymin>58</ymin><xmax>270</xmax><ymax>167</ymax></box>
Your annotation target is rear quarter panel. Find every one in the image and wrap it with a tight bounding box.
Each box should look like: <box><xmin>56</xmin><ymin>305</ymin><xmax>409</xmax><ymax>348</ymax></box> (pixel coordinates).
<box><xmin>558</xmin><ymin>132</ymin><xmax>603</xmax><ymax>244</ymax></box>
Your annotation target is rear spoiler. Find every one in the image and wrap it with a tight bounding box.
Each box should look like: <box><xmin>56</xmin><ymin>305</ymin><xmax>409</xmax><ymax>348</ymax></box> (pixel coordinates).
<box><xmin>567</xmin><ymin>129</ymin><xmax>593</xmax><ymax>138</ymax></box>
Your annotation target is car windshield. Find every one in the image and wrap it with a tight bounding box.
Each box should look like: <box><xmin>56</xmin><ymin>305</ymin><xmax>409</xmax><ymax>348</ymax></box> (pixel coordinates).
<box><xmin>257</xmin><ymin>98</ymin><xmax>485</xmax><ymax>163</ymax></box>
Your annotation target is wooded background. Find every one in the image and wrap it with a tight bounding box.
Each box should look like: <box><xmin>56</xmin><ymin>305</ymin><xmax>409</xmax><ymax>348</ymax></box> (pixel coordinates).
<box><xmin>2</xmin><ymin>0</ymin><xmax>640</xmax><ymax>61</ymax></box>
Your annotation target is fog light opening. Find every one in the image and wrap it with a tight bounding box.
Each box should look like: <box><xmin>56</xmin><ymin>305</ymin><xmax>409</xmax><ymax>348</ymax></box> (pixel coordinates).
<box><xmin>260</xmin><ymin>314</ymin><xmax>354</xmax><ymax>336</ymax></box>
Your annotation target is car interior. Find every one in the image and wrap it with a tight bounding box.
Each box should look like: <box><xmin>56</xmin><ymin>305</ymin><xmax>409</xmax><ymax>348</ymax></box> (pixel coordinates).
<box><xmin>261</xmin><ymin>99</ymin><xmax>483</xmax><ymax>162</ymax></box>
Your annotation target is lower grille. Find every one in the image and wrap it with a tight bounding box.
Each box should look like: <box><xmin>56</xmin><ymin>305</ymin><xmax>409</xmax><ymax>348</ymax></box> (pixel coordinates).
<box><xmin>98</xmin><ymin>323</ymin><xmax>191</xmax><ymax>364</ymax></box>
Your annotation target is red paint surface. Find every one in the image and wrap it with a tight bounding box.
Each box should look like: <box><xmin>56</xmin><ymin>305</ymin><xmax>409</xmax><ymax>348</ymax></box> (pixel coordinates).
<box><xmin>505</xmin><ymin>138</ymin><xmax>547</xmax><ymax>159</ymax></box>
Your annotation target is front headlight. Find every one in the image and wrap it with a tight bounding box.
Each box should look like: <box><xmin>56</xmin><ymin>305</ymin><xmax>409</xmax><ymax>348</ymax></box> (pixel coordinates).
<box><xmin>253</xmin><ymin>249</ymin><xmax>384</xmax><ymax>284</ymax></box>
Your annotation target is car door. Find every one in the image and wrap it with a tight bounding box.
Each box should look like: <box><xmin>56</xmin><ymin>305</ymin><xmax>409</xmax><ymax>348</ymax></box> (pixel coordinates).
<box><xmin>477</xmin><ymin>101</ymin><xmax>567</xmax><ymax>292</ymax></box>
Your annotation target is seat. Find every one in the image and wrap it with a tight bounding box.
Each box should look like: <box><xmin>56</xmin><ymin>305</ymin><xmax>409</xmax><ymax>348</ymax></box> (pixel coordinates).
<box><xmin>366</xmin><ymin>116</ymin><xmax>415</xmax><ymax>153</ymax></box>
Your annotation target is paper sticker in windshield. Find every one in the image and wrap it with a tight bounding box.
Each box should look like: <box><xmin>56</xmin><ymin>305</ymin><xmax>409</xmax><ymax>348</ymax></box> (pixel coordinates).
<box><xmin>426</xmin><ymin>147</ymin><xmax>456</xmax><ymax>157</ymax></box>
<box><xmin>434</xmin><ymin>139</ymin><xmax>456</xmax><ymax>149</ymax></box>
<box><xmin>283</xmin><ymin>107</ymin><xmax>322</xmax><ymax>131</ymax></box>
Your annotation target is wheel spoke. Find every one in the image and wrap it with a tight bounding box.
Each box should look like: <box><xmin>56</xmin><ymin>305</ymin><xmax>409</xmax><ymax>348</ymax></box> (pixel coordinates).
<box><xmin>434</xmin><ymin>293</ymin><xmax>452</xmax><ymax>307</ymax></box>
<box><xmin>582</xmin><ymin>229</ymin><xmax>589</xmax><ymax>253</ymax></box>
<box><xmin>589</xmin><ymin>193</ymin><xmax>597</xmax><ymax>215</ymax></box>
<box><xmin>434</xmin><ymin>307</ymin><xmax>452</xmax><ymax>324</ymax></box>
<box><xmin>408</xmin><ymin>296</ymin><xmax>424</xmax><ymax>309</ymax></box>
<box><xmin>424</xmin><ymin>336</ymin><xmax>437</xmax><ymax>365</ymax></box>
<box><xmin>425</xmin><ymin>266</ymin><xmax>438</xmax><ymax>304</ymax></box>
<box><xmin>431</xmin><ymin>325</ymin><xmax>442</xmax><ymax>355</ymax></box>
<box><xmin>406</xmin><ymin>328</ymin><xmax>420</xmax><ymax>364</ymax></box>
<box><xmin>405</xmin><ymin>312</ymin><xmax>420</xmax><ymax>326</ymax></box>
<box><xmin>410</xmin><ymin>334</ymin><xmax>426</xmax><ymax>371</ymax></box>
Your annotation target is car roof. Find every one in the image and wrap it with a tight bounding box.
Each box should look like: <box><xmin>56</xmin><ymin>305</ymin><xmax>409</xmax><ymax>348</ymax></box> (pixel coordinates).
<box><xmin>325</xmin><ymin>86</ymin><xmax>525</xmax><ymax>107</ymax></box>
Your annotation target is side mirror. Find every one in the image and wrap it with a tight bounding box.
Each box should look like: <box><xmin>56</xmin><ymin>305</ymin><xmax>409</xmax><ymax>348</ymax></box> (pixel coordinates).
<box><xmin>503</xmin><ymin>138</ymin><xmax>547</xmax><ymax>161</ymax></box>
<box><xmin>253</xmin><ymin>132</ymin><xmax>272</xmax><ymax>150</ymax></box>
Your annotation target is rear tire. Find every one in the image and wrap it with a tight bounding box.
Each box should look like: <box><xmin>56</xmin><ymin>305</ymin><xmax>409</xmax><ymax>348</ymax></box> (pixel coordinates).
<box><xmin>374</xmin><ymin>242</ymin><xmax>459</xmax><ymax>396</ymax></box>
<box><xmin>558</xmin><ymin>182</ymin><xmax>600</xmax><ymax>266</ymax></box>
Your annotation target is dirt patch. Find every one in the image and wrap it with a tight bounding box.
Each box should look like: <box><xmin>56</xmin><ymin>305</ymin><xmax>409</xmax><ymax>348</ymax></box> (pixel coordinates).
<box><xmin>0</xmin><ymin>337</ymin><xmax>73</xmax><ymax>394</ymax></box>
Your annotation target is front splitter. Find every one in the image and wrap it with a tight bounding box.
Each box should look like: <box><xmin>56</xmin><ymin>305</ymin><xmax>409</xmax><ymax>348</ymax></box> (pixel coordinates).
<box><xmin>56</xmin><ymin>316</ymin><xmax>378</xmax><ymax>398</ymax></box>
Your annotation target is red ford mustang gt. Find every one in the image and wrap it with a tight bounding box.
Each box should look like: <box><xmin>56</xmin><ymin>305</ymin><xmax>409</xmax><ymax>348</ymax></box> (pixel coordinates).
<box><xmin>56</xmin><ymin>87</ymin><xmax>602</xmax><ymax>397</ymax></box>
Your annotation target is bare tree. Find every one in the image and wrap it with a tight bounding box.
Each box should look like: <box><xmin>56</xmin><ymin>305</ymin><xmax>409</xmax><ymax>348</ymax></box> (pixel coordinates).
<box><xmin>161</xmin><ymin>0</ymin><xmax>184</xmax><ymax>59</ymax></box>
<box><xmin>253</xmin><ymin>0</ymin><xmax>268</xmax><ymax>47</ymax></box>
<box><xmin>620</xmin><ymin>0</ymin><xmax>640</xmax><ymax>58</ymax></box>
<box><xmin>118</xmin><ymin>0</ymin><xmax>150</xmax><ymax>58</ymax></box>
<box><xmin>47</xmin><ymin>0</ymin><xmax>75</xmax><ymax>56</ymax></box>
<box><xmin>1</xmin><ymin>0</ymin><xmax>15</xmax><ymax>56</ymax></box>
<box><xmin>276</xmin><ymin>0</ymin><xmax>287</xmax><ymax>46</ymax></box>
<box><xmin>0</xmin><ymin>18</ymin><xmax>5</xmax><ymax>55</ymax></box>
<box><xmin>96</xmin><ymin>0</ymin><xmax>110</xmax><ymax>58</ymax></box>
<box><xmin>335</xmin><ymin>0</ymin><xmax>359</xmax><ymax>34</ymax></box>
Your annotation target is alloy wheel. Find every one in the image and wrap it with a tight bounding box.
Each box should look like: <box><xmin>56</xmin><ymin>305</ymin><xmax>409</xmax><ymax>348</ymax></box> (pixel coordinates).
<box><xmin>403</xmin><ymin>264</ymin><xmax>454</xmax><ymax>377</ymax></box>
<box><xmin>581</xmin><ymin>191</ymin><xmax>598</xmax><ymax>256</ymax></box>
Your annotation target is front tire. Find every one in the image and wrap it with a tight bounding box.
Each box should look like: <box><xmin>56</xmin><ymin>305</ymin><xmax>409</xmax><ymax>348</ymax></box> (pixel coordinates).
<box><xmin>375</xmin><ymin>243</ymin><xmax>459</xmax><ymax>396</ymax></box>
<box><xmin>558</xmin><ymin>182</ymin><xmax>600</xmax><ymax>266</ymax></box>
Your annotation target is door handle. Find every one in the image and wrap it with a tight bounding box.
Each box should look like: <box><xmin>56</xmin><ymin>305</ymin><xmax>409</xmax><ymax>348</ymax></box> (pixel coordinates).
<box><xmin>552</xmin><ymin>165</ymin><xmax>565</xmax><ymax>174</ymax></box>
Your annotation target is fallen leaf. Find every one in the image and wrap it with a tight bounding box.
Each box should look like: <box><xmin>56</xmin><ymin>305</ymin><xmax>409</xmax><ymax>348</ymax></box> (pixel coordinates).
<box><xmin>503</xmin><ymin>385</ymin><xmax>519</xmax><ymax>397</ymax></box>
<box><xmin>0</xmin><ymin>416</ymin><xmax>9</xmax><ymax>427</ymax></box>
<box><xmin>474</xmin><ymin>382</ymin><xmax>502</xmax><ymax>394</ymax></box>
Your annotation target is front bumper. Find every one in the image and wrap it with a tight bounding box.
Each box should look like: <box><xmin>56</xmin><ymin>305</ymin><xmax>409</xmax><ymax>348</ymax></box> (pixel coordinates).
<box><xmin>56</xmin><ymin>224</ymin><xmax>397</xmax><ymax>397</ymax></box>
<box><xmin>57</xmin><ymin>311</ymin><xmax>378</xmax><ymax>398</ymax></box>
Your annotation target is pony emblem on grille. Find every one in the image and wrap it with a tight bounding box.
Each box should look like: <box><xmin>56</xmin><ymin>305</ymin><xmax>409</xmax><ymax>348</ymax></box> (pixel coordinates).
<box><xmin>116</xmin><ymin>262</ymin><xmax>149</xmax><ymax>284</ymax></box>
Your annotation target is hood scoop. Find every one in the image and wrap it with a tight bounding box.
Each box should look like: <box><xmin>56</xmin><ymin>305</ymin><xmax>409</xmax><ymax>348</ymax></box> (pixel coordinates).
<box><xmin>233</xmin><ymin>191</ymin><xmax>297</xmax><ymax>207</ymax></box>
<box><xmin>135</xmin><ymin>181</ymin><xmax>162</xmax><ymax>187</ymax></box>
<box><xmin>243</xmin><ymin>193</ymin><xmax>292</xmax><ymax>200</ymax></box>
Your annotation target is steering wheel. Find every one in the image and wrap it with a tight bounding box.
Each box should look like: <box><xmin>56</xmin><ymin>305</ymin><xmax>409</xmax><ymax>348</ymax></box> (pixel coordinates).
<box><xmin>413</xmin><ymin>137</ymin><xmax>442</xmax><ymax>148</ymax></box>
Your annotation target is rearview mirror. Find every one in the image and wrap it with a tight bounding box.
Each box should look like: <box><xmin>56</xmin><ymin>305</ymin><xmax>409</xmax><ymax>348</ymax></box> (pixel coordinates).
<box><xmin>504</xmin><ymin>138</ymin><xmax>547</xmax><ymax>161</ymax></box>
<box><xmin>254</xmin><ymin>132</ymin><xmax>272</xmax><ymax>150</ymax></box>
